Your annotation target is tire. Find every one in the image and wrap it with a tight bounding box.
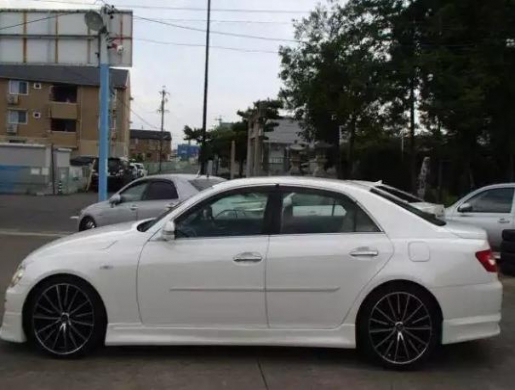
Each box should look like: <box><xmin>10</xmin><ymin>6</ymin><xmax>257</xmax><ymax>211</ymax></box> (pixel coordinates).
<box><xmin>79</xmin><ymin>217</ymin><xmax>96</xmax><ymax>231</ymax></box>
<box><xmin>501</xmin><ymin>240</ymin><xmax>515</xmax><ymax>254</ymax></box>
<box><xmin>502</xmin><ymin>230</ymin><xmax>515</xmax><ymax>242</ymax></box>
<box><xmin>357</xmin><ymin>283</ymin><xmax>441</xmax><ymax>370</ymax></box>
<box><xmin>23</xmin><ymin>275</ymin><xmax>107</xmax><ymax>358</ymax></box>
<box><xmin>500</xmin><ymin>261</ymin><xmax>515</xmax><ymax>276</ymax></box>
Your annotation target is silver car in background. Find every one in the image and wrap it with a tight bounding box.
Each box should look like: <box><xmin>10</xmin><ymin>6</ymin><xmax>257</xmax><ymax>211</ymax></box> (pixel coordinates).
<box><xmin>78</xmin><ymin>174</ymin><xmax>225</xmax><ymax>231</ymax></box>
<box><xmin>445</xmin><ymin>183</ymin><xmax>515</xmax><ymax>251</ymax></box>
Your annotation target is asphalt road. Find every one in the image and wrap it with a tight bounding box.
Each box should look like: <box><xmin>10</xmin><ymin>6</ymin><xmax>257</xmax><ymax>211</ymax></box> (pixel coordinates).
<box><xmin>0</xmin><ymin>193</ymin><xmax>98</xmax><ymax>234</ymax></box>
<box><xmin>1</xmin><ymin>195</ymin><xmax>515</xmax><ymax>389</ymax></box>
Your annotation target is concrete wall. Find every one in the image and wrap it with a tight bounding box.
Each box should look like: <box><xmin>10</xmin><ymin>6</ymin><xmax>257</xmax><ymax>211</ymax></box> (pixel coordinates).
<box><xmin>0</xmin><ymin>143</ymin><xmax>81</xmax><ymax>194</ymax></box>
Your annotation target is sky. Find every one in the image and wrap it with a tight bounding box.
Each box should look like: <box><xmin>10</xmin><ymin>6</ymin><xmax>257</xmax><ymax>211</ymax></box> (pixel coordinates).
<box><xmin>1</xmin><ymin>0</ymin><xmax>323</xmax><ymax>146</ymax></box>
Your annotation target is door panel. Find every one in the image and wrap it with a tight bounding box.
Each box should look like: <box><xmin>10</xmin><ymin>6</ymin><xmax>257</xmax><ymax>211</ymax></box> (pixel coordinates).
<box><xmin>137</xmin><ymin>186</ymin><xmax>273</xmax><ymax>328</ymax></box>
<box><xmin>266</xmin><ymin>233</ymin><xmax>393</xmax><ymax>329</ymax></box>
<box><xmin>137</xmin><ymin>236</ymin><xmax>269</xmax><ymax>327</ymax></box>
<box><xmin>451</xmin><ymin>187</ymin><xmax>515</xmax><ymax>250</ymax></box>
<box><xmin>100</xmin><ymin>203</ymin><xmax>137</xmax><ymax>225</ymax></box>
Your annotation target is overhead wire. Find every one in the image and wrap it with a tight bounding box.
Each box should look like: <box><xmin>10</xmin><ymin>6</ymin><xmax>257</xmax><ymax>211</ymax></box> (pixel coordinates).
<box><xmin>18</xmin><ymin>0</ymin><xmax>311</xmax><ymax>14</ymax></box>
<box><xmin>134</xmin><ymin>15</ymin><xmax>301</xmax><ymax>43</ymax></box>
<box><xmin>134</xmin><ymin>38</ymin><xmax>279</xmax><ymax>54</ymax></box>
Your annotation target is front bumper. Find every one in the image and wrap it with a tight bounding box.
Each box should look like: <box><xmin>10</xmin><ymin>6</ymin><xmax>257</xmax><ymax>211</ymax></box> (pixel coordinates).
<box><xmin>0</xmin><ymin>285</ymin><xmax>30</xmax><ymax>343</ymax></box>
<box><xmin>431</xmin><ymin>280</ymin><xmax>503</xmax><ymax>344</ymax></box>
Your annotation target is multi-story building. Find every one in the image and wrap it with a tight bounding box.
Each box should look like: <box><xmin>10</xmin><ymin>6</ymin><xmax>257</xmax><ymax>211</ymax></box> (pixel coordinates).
<box><xmin>130</xmin><ymin>129</ymin><xmax>172</xmax><ymax>162</ymax></box>
<box><xmin>0</xmin><ymin>65</ymin><xmax>131</xmax><ymax>157</ymax></box>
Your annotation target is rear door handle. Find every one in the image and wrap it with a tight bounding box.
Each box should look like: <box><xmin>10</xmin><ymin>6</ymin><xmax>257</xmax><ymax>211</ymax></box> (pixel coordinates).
<box><xmin>350</xmin><ymin>248</ymin><xmax>379</xmax><ymax>258</ymax></box>
<box><xmin>233</xmin><ymin>252</ymin><xmax>263</xmax><ymax>264</ymax></box>
<box><xmin>130</xmin><ymin>204</ymin><xmax>138</xmax><ymax>211</ymax></box>
<box><xmin>499</xmin><ymin>218</ymin><xmax>511</xmax><ymax>224</ymax></box>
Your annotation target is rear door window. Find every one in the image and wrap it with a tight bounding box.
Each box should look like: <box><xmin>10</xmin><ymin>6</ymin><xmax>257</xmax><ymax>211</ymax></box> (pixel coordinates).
<box><xmin>144</xmin><ymin>181</ymin><xmax>179</xmax><ymax>201</ymax></box>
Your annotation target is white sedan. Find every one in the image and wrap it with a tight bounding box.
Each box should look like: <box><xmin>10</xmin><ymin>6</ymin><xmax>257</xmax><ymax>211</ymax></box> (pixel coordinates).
<box><xmin>0</xmin><ymin>177</ymin><xmax>502</xmax><ymax>369</ymax></box>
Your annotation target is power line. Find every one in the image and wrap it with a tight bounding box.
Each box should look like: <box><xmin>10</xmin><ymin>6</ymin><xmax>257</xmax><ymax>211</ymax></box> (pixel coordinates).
<box><xmin>135</xmin><ymin>38</ymin><xmax>279</xmax><ymax>54</ymax></box>
<box><xmin>21</xmin><ymin>0</ymin><xmax>310</xmax><ymax>14</ymax></box>
<box><xmin>135</xmin><ymin>16</ymin><xmax>300</xmax><ymax>43</ymax></box>
<box><xmin>142</xmin><ymin>18</ymin><xmax>292</xmax><ymax>25</ymax></box>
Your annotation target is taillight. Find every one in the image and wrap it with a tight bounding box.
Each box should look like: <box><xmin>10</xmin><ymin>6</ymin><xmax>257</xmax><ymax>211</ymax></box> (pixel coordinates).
<box><xmin>475</xmin><ymin>249</ymin><xmax>497</xmax><ymax>273</ymax></box>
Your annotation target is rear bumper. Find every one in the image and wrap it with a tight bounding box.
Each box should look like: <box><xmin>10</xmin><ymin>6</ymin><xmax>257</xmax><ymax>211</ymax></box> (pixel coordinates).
<box><xmin>431</xmin><ymin>280</ymin><xmax>503</xmax><ymax>344</ymax></box>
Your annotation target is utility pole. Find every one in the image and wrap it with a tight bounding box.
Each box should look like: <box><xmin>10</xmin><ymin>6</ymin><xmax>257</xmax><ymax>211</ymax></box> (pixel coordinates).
<box><xmin>158</xmin><ymin>86</ymin><xmax>169</xmax><ymax>173</ymax></box>
<box><xmin>200</xmin><ymin>0</ymin><xmax>212</xmax><ymax>175</ymax></box>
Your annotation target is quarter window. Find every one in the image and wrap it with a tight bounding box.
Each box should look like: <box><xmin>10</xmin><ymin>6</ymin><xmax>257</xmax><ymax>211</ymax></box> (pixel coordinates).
<box><xmin>145</xmin><ymin>181</ymin><xmax>178</xmax><ymax>200</ymax></box>
<box><xmin>9</xmin><ymin>80</ymin><xmax>28</xmax><ymax>95</ymax></box>
<box><xmin>8</xmin><ymin>110</ymin><xmax>28</xmax><ymax>124</ymax></box>
<box><xmin>175</xmin><ymin>190</ymin><xmax>270</xmax><ymax>238</ymax></box>
<box><xmin>280</xmin><ymin>189</ymin><xmax>380</xmax><ymax>234</ymax></box>
<box><xmin>466</xmin><ymin>188</ymin><xmax>515</xmax><ymax>213</ymax></box>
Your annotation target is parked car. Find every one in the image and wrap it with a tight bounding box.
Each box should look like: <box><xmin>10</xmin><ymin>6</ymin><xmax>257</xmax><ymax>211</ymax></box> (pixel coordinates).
<box><xmin>2</xmin><ymin>177</ymin><xmax>501</xmax><ymax>369</ymax></box>
<box><xmin>70</xmin><ymin>155</ymin><xmax>96</xmax><ymax>167</ymax></box>
<box><xmin>91</xmin><ymin>157</ymin><xmax>133</xmax><ymax>191</ymax></box>
<box><xmin>78</xmin><ymin>174</ymin><xmax>225</xmax><ymax>231</ymax></box>
<box><xmin>131</xmin><ymin>162</ymin><xmax>147</xmax><ymax>178</ymax></box>
<box><xmin>352</xmin><ymin>180</ymin><xmax>445</xmax><ymax>217</ymax></box>
<box><xmin>445</xmin><ymin>183</ymin><xmax>515</xmax><ymax>251</ymax></box>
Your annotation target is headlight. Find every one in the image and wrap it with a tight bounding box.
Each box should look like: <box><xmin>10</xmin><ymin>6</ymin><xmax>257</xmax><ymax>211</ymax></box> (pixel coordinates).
<box><xmin>10</xmin><ymin>265</ymin><xmax>25</xmax><ymax>288</ymax></box>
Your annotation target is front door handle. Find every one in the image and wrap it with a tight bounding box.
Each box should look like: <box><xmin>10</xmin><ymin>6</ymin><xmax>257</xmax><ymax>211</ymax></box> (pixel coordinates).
<box><xmin>233</xmin><ymin>252</ymin><xmax>263</xmax><ymax>264</ymax></box>
<box><xmin>499</xmin><ymin>218</ymin><xmax>511</xmax><ymax>224</ymax></box>
<box><xmin>350</xmin><ymin>248</ymin><xmax>379</xmax><ymax>258</ymax></box>
<box><xmin>130</xmin><ymin>204</ymin><xmax>138</xmax><ymax>211</ymax></box>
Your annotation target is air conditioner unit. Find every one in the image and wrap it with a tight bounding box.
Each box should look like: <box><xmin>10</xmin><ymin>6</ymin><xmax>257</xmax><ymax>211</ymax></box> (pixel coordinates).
<box><xmin>33</xmin><ymin>82</ymin><xmax>42</xmax><ymax>90</ymax></box>
<box><xmin>6</xmin><ymin>124</ymin><xmax>18</xmax><ymax>134</ymax></box>
<box><xmin>7</xmin><ymin>94</ymin><xmax>19</xmax><ymax>105</ymax></box>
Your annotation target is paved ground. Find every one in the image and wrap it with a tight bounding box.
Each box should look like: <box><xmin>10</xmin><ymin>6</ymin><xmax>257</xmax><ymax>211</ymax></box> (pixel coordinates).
<box><xmin>0</xmin><ymin>193</ymin><xmax>99</xmax><ymax>233</ymax></box>
<box><xmin>1</xmin><ymin>194</ymin><xmax>515</xmax><ymax>389</ymax></box>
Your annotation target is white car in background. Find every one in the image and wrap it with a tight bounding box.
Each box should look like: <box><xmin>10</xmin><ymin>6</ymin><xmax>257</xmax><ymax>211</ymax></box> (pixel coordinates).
<box><xmin>1</xmin><ymin>177</ymin><xmax>501</xmax><ymax>369</ymax></box>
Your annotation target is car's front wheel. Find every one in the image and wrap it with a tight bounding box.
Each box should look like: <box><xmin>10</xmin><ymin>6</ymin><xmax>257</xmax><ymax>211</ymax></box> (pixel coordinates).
<box><xmin>79</xmin><ymin>217</ymin><xmax>96</xmax><ymax>231</ymax></box>
<box><xmin>24</xmin><ymin>276</ymin><xmax>106</xmax><ymax>358</ymax></box>
<box><xmin>357</xmin><ymin>283</ymin><xmax>441</xmax><ymax>370</ymax></box>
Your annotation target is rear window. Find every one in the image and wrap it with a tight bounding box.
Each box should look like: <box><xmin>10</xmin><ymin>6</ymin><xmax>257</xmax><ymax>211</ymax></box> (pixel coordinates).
<box><xmin>377</xmin><ymin>185</ymin><xmax>422</xmax><ymax>203</ymax></box>
<box><xmin>189</xmin><ymin>178</ymin><xmax>224</xmax><ymax>191</ymax></box>
<box><xmin>371</xmin><ymin>188</ymin><xmax>446</xmax><ymax>226</ymax></box>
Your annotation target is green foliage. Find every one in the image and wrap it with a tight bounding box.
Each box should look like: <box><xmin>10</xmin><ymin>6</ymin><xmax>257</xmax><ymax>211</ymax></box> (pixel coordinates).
<box><xmin>279</xmin><ymin>0</ymin><xmax>515</xmax><ymax>192</ymax></box>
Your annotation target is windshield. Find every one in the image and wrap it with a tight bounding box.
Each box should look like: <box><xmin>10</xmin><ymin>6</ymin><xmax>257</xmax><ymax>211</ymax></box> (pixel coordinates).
<box><xmin>371</xmin><ymin>188</ymin><xmax>446</xmax><ymax>226</ymax></box>
<box><xmin>189</xmin><ymin>178</ymin><xmax>225</xmax><ymax>191</ymax></box>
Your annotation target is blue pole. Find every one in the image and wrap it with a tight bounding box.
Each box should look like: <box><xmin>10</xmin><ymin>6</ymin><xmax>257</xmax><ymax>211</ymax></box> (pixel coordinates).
<box><xmin>98</xmin><ymin>61</ymin><xmax>110</xmax><ymax>201</ymax></box>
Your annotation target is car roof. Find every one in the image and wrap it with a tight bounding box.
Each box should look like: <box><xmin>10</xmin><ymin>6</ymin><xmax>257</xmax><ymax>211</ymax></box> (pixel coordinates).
<box><xmin>210</xmin><ymin>176</ymin><xmax>371</xmax><ymax>192</ymax></box>
<box><xmin>142</xmin><ymin>174</ymin><xmax>226</xmax><ymax>181</ymax></box>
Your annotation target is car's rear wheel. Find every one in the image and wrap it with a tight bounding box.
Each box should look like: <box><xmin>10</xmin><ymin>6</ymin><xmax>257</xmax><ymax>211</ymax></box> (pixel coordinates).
<box><xmin>24</xmin><ymin>276</ymin><xmax>106</xmax><ymax>358</ymax></box>
<box><xmin>357</xmin><ymin>283</ymin><xmax>441</xmax><ymax>370</ymax></box>
<box><xmin>79</xmin><ymin>217</ymin><xmax>96</xmax><ymax>231</ymax></box>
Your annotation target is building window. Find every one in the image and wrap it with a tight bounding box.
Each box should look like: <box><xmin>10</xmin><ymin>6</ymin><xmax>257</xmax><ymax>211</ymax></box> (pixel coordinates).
<box><xmin>9</xmin><ymin>80</ymin><xmax>28</xmax><ymax>95</ymax></box>
<box><xmin>8</xmin><ymin>110</ymin><xmax>28</xmax><ymax>124</ymax></box>
<box><xmin>51</xmin><ymin>119</ymin><xmax>77</xmax><ymax>132</ymax></box>
<box><xmin>51</xmin><ymin>84</ymin><xmax>77</xmax><ymax>103</ymax></box>
<box><xmin>146</xmin><ymin>153</ymin><xmax>152</xmax><ymax>159</ymax></box>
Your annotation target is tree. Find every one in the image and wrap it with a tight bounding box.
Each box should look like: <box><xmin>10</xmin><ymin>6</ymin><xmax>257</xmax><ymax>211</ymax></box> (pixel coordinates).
<box><xmin>279</xmin><ymin>2</ymin><xmax>386</xmax><ymax>179</ymax></box>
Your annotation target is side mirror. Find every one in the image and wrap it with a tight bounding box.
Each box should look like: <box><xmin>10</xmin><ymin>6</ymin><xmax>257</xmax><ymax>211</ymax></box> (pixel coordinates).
<box><xmin>109</xmin><ymin>194</ymin><xmax>122</xmax><ymax>207</ymax></box>
<box><xmin>458</xmin><ymin>203</ymin><xmax>473</xmax><ymax>213</ymax></box>
<box><xmin>161</xmin><ymin>221</ymin><xmax>176</xmax><ymax>241</ymax></box>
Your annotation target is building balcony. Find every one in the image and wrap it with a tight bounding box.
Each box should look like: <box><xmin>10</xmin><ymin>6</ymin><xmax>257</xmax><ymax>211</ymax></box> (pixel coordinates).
<box><xmin>49</xmin><ymin>102</ymin><xmax>78</xmax><ymax>120</ymax></box>
<box><xmin>49</xmin><ymin>131</ymin><xmax>78</xmax><ymax>149</ymax></box>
